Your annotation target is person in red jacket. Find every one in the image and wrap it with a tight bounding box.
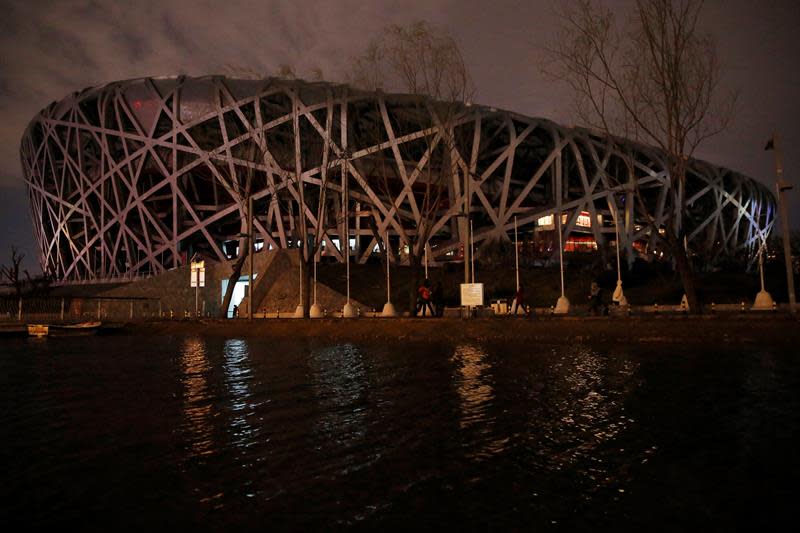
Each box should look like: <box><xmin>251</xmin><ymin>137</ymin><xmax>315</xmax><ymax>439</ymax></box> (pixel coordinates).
<box><xmin>511</xmin><ymin>283</ymin><xmax>527</xmax><ymax>316</ymax></box>
<box><xmin>416</xmin><ymin>279</ymin><xmax>434</xmax><ymax>316</ymax></box>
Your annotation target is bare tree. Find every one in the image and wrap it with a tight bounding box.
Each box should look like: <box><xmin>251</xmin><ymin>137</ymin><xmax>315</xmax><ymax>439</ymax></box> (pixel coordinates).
<box><xmin>0</xmin><ymin>246</ymin><xmax>25</xmax><ymax>298</ymax></box>
<box><xmin>220</xmin><ymin>141</ymin><xmax>261</xmax><ymax>318</ymax></box>
<box><xmin>277</xmin><ymin>64</ymin><xmax>297</xmax><ymax>79</ymax></box>
<box><xmin>222</xmin><ymin>65</ymin><xmax>265</xmax><ymax>80</ymax></box>
<box><xmin>351</xmin><ymin>20</ymin><xmax>475</xmax><ymax>314</ymax></box>
<box><xmin>309</xmin><ymin>66</ymin><xmax>324</xmax><ymax>82</ymax></box>
<box><xmin>546</xmin><ymin>0</ymin><xmax>735</xmax><ymax>312</ymax></box>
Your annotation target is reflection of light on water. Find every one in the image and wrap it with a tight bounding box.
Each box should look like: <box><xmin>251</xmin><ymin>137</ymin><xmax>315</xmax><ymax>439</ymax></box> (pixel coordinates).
<box><xmin>309</xmin><ymin>344</ymin><xmax>368</xmax><ymax>456</ymax></box>
<box><xmin>452</xmin><ymin>344</ymin><xmax>508</xmax><ymax>460</ymax></box>
<box><xmin>223</xmin><ymin>339</ymin><xmax>257</xmax><ymax>454</ymax></box>
<box><xmin>544</xmin><ymin>344</ymin><xmax>638</xmax><ymax>491</ymax></box>
<box><xmin>453</xmin><ymin>344</ymin><xmax>493</xmax><ymax>429</ymax></box>
<box><xmin>181</xmin><ymin>337</ymin><xmax>215</xmax><ymax>459</ymax></box>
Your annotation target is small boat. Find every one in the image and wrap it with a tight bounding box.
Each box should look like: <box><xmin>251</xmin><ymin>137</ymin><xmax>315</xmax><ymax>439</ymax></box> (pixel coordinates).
<box><xmin>49</xmin><ymin>321</ymin><xmax>102</xmax><ymax>336</ymax></box>
<box><xmin>27</xmin><ymin>321</ymin><xmax>102</xmax><ymax>337</ymax></box>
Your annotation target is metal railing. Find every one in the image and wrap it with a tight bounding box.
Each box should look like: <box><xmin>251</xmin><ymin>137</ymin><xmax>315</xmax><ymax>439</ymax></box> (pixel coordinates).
<box><xmin>0</xmin><ymin>296</ymin><xmax>163</xmax><ymax>323</ymax></box>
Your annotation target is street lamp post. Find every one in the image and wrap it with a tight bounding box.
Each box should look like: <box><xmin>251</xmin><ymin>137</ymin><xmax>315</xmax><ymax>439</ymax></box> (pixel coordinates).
<box><xmin>777</xmin><ymin>179</ymin><xmax>796</xmax><ymax>313</ymax></box>
<box><xmin>554</xmin><ymin>210</ymin><xmax>570</xmax><ymax>314</ymax></box>
<box><xmin>752</xmin><ymin>241</ymin><xmax>775</xmax><ymax>309</ymax></box>
<box><xmin>294</xmin><ymin>235</ymin><xmax>305</xmax><ymax>318</ymax></box>
<box><xmin>248</xmin><ymin>195</ymin><xmax>254</xmax><ymax>321</ymax></box>
<box><xmin>771</xmin><ymin>134</ymin><xmax>796</xmax><ymax>313</ymax></box>
<box><xmin>310</xmin><ymin>248</ymin><xmax>323</xmax><ymax>318</ymax></box>
<box><xmin>454</xmin><ymin>212</ymin><xmax>474</xmax><ymax>317</ymax></box>
<box><xmin>611</xmin><ymin>198</ymin><xmax>628</xmax><ymax>307</ymax></box>
<box><xmin>342</xmin><ymin>151</ymin><xmax>355</xmax><ymax>318</ymax></box>
<box><xmin>470</xmin><ymin>219</ymin><xmax>475</xmax><ymax>283</ymax></box>
<box><xmin>464</xmin><ymin>172</ymin><xmax>470</xmax><ymax>288</ymax></box>
<box><xmin>194</xmin><ymin>265</ymin><xmax>199</xmax><ymax>316</ymax></box>
<box><xmin>513</xmin><ymin>215</ymin><xmax>522</xmax><ymax>316</ymax></box>
<box><xmin>514</xmin><ymin>215</ymin><xmax>520</xmax><ymax>292</ymax></box>
<box><xmin>381</xmin><ymin>231</ymin><xmax>396</xmax><ymax>317</ymax></box>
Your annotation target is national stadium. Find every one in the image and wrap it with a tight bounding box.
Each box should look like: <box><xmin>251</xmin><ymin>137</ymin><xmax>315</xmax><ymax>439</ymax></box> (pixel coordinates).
<box><xmin>20</xmin><ymin>76</ymin><xmax>775</xmax><ymax>283</ymax></box>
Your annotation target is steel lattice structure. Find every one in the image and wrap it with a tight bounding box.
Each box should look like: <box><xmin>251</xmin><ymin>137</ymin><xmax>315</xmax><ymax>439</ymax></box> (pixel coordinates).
<box><xmin>21</xmin><ymin>76</ymin><xmax>774</xmax><ymax>282</ymax></box>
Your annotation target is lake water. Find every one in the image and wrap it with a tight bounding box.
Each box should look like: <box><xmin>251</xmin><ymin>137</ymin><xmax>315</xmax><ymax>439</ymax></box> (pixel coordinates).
<box><xmin>1</xmin><ymin>334</ymin><xmax>797</xmax><ymax>530</ymax></box>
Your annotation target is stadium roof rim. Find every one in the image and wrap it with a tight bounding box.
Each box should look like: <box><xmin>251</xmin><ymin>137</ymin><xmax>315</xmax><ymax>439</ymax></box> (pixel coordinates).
<box><xmin>29</xmin><ymin>74</ymin><xmax>764</xmax><ymax>187</ymax></box>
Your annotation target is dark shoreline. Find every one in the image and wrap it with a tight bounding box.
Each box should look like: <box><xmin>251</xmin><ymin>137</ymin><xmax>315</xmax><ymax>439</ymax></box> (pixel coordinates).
<box><xmin>115</xmin><ymin>314</ymin><xmax>800</xmax><ymax>345</ymax></box>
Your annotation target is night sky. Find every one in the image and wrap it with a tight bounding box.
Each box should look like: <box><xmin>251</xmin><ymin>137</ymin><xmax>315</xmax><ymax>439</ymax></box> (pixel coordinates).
<box><xmin>1</xmin><ymin>0</ymin><xmax>797</xmax><ymax>273</ymax></box>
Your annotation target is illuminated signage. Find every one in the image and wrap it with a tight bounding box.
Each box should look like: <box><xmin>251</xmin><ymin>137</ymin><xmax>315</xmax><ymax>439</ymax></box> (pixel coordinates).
<box><xmin>190</xmin><ymin>259</ymin><xmax>205</xmax><ymax>287</ymax></box>
<box><xmin>460</xmin><ymin>283</ymin><xmax>484</xmax><ymax>306</ymax></box>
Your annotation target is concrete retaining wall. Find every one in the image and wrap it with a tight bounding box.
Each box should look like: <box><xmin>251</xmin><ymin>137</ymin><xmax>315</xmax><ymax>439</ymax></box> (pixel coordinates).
<box><xmin>92</xmin><ymin>249</ymin><xmax>367</xmax><ymax>318</ymax></box>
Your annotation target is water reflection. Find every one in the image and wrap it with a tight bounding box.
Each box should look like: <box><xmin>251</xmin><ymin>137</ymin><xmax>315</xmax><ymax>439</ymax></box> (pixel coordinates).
<box><xmin>180</xmin><ymin>337</ymin><xmax>216</xmax><ymax>459</ymax></box>
<box><xmin>308</xmin><ymin>344</ymin><xmax>368</xmax><ymax>464</ymax></box>
<box><xmin>537</xmin><ymin>344</ymin><xmax>638</xmax><ymax>491</ymax></box>
<box><xmin>222</xmin><ymin>339</ymin><xmax>257</xmax><ymax>453</ymax></box>
<box><xmin>9</xmin><ymin>334</ymin><xmax>793</xmax><ymax>530</ymax></box>
<box><xmin>451</xmin><ymin>343</ymin><xmax>508</xmax><ymax>460</ymax></box>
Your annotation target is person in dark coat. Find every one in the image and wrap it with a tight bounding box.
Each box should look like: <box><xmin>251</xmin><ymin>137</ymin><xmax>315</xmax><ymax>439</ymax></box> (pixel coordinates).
<box><xmin>432</xmin><ymin>281</ymin><xmax>444</xmax><ymax>317</ymax></box>
<box><xmin>588</xmin><ymin>281</ymin><xmax>607</xmax><ymax>316</ymax></box>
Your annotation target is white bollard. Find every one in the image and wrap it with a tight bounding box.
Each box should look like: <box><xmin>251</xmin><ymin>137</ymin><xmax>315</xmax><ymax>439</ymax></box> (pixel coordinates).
<box><xmin>752</xmin><ymin>289</ymin><xmax>775</xmax><ymax>311</ymax></box>
<box><xmin>381</xmin><ymin>301</ymin><xmax>397</xmax><ymax>317</ymax></box>
<box><xmin>310</xmin><ymin>303</ymin><xmax>324</xmax><ymax>318</ymax></box>
<box><xmin>554</xmin><ymin>296</ymin><xmax>570</xmax><ymax>315</ymax></box>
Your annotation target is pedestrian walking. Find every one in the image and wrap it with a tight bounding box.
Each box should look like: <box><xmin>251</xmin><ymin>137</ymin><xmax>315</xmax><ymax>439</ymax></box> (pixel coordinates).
<box><xmin>416</xmin><ymin>279</ymin><xmax>434</xmax><ymax>317</ymax></box>
<box><xmin>511</xmin><ymin>283</ymin><xmax>527</xmax><ymax>315</ymax></box>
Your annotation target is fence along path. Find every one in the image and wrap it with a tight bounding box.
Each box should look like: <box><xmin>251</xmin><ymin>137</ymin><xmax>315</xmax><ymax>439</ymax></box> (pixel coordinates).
<box><xmin>0</xmin><ymin>296</ymin><xmax>162</xmax><ymax>322</ymax></box>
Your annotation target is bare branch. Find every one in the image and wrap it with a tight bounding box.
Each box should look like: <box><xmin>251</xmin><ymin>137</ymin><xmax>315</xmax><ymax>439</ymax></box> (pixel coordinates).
<box><xmin>349</xmin><ymin>20</ymin><xmax>475</xmax><ymax>313</ymax></box>
<box><xmin>545</xmin><ymin>0</ymin><xmax>734</xmax><ymax>313</ymax></box>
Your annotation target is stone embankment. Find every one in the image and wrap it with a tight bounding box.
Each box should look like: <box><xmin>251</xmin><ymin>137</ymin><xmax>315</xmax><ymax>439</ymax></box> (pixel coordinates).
<box><xmin>126</xmin><ymin>314</ymin><xmax>800</xmax><ymax>345</ymax></box>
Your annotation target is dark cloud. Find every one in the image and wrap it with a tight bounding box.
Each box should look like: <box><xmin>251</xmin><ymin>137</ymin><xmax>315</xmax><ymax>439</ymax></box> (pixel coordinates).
<box><xmin>1</xmin><ymin>0</ymin><xmax>798</xmax><ymax>271</ymax></box>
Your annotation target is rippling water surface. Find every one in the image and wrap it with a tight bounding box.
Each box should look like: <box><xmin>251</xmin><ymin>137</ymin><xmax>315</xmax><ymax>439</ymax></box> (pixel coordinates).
<box><xmin>1</xmin><ymin>335</ymin><xmax>798</xmax><ymax>530</ymax></box>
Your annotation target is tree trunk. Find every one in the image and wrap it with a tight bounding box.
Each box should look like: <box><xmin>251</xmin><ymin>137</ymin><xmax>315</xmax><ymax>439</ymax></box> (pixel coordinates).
<box><xmin>220</xmin><ymin>245</ymin><xmax>249</xmax><ymax>318</ymax></box>
<box><xmin>367</xmin><ymin>215</ymin><xmax>387</xmax><ymax>275</ymax></box>
<box><xmin>408</xmin><ymin>254</ymin><xmax>421</xmax><ymax>316</ymax></box>
<box><xmin>302</xmin><ymin>255</ymin><xmax>312</xmax><ymax>318</ymax></box>
<box><xmin>667</xmin><ymin>233</ymin><xmax>701</xmax><ymax>314</ymax></box>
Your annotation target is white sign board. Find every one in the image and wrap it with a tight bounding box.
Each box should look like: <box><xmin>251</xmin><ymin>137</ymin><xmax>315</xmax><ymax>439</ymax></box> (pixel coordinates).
<box><xmin>190</xmin><ymin>266</ymin><xmax>205</xmax><ymax>287</ymax></box>
<box><xmin>460</xmin><ymin>283</ymin><xmax>484</xmax><ymax>306</ymax></box>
